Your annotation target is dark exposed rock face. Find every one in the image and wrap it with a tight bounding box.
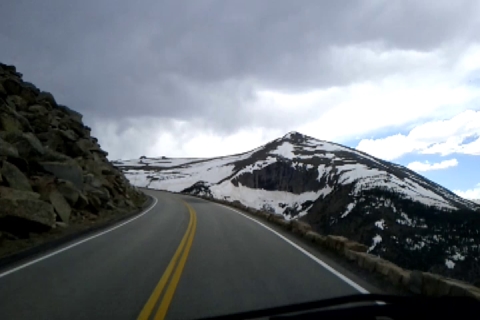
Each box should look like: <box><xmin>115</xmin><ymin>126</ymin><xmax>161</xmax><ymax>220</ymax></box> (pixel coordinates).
<box><xmin>0</xmin><ymin>62</ymin><xmax>146</xmax><ymax>248</ymax></box>
<box><xmin>233</xmin><ymin>161</ymin><xmax>322</xmax><ymax>193</ymax></box>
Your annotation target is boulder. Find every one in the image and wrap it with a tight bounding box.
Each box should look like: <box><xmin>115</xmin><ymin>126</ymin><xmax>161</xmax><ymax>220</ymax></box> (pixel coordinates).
<box><xmin>55</xmin><ymin>222</ymin><xmax>68</xmax><ymax>229</ymax></box>
<box><xmin>19</xmin><ymin>87</ymin><xmax>37</xmax><ymax>105</ymax></box>
<box><xmin>84</xmin><ymin>173</ymin><xmax>103</xmax><ymax>188</ymax></box>
<box><xmin>36</xmin><ymin>91</ymin><xmax>57</xmax><ymax>108</ymax></box>
<box><xmin>344</xmin><ymin>241</ymin><xmax>369</xmax><ymax>253</ymax></box>
<box><xmin>76</xmin><ymin>191</ymin><xmax>89</xmax><ymax>209</ymax></box>
<box><xmin>325</xmin><ymin>235</ymin><xmax>349</xmax><ymax>251</ymax></box>
<box><xmin>304</xmin><ymin>231</ymin><xmax>326</xmax><ymax>244</ymax></box>
<box><xmin>81</xmin><ymin>159</ymin><xmax>104</xmax><ymax>176</ymax></box>
<box><xmin>49</xmin><ymin>116</ymin><xmax>61</xmax><ymax>128</ymax></box>
<box><xmin>437</xmin><ymin>279</ymin><xmax>480</xmax><ymax>299</ymax></box>
<box><xmin>49</xmin><ymin>189</ymin><xmax>71</xmax><ymax>223</ymax></box>
<box><xmin>29</xmin><ymin>117</ymin><xmax>50</xmax><ymax>134</ymax></box>
<box><xmin>0</xmin><ymin>83</ymin><xmax>6</xmax><ymax>97</ymax></box>
<box><xmin>30</xmin><ymin>175</ymin><xmax>56</xmax><ymax>198</ymax></box>
<box><xmin>408</xmin><ymin>270</ymin><xmax>423</xmax><ymax>294</ymax></box>
<box><xmin>57</xmin><ymin>105</ymin><xmax>83</xmax><ymax>123</ymax></box>
<box><xmin>88</xmin><ymin>194</ymin><xmax>102</xmax><ymax>213</ymax></box>
<box><xmin>374</xmin><ymin>259</ymin><xmax>399</xmax><ymax>277</ymax></box>
<box><xmin>40</xmin><ymin>161</ymin><xmax>83</xmax><ymax>189</ymax></box>
<box><xmin>291</xmin><ymin>220</ymin><xmax>312</xmax><ymax>235</ymax></box>
<box><xmin>0</xmin><ymin>137</ymin><xmax>19</xmax><ymax>158</ymax></box>
<box><xmin>1</xmin><ymin>161</ymin><xmax>32</xmax><ymax>191</ymax></box>
<box><xmin>2</xmin><ymin>78</ymin><xmax>22</xmax><ymax>95</ymax></box>
<box><xmin>360</xmin><ymin>253</ymin><xmax>381</xmax><ymax>272</ymax></box>
<box><xmin>100</xmin><ymin>164</ymin><xmax>117</xmax><ymax>176</ymax></box>
<box><xmin>344</xmin><ymin>249</ymin><xmax>360</xmax><ymax>262</ymax></box>
<box><xmin>41</xmin><ymin>148</ymin><xmax>72</xmax><ymax>162</ymax></box>
<box><xmin>28</xmin><ymin>104</ymin><xmax>48</xmax><ymax>115</ymax></box>
<box><xmin>6</xmin><ymin>95</ymin><xmax>28</xmax><ymax>111</ymax></box>
<box><xmin>37</xmin><ymin>130</ymin><xmax>65</xmax><ymax>152</ymax></box>
<box><xmin>60</xmin><ymin>129</ymin><xmax>78</xmax><ymax>142</ymax></box>
<box><xmin>56</xmin><ymin>179</ymin><xmax>80</xmax><ymax>206</ymax></box>
<box><xmin>350</xmin><ymin>252</ymin><xmax>367</xmax><ymax>267</ymax></box>
<box><xmin>387</xmin><ymin>265</ymin><xmax>410</xmax><ymax>288</ymax></box>
<box><xmin>421</xmin><ymin>272</ymin><xmax>444</xmax><ymax>296</ymax></box>
<box><xmin>0</xmin><ymin>186</ymin><xmax>40</xmax><ymax>201</ymax></box>
<box><xmin>21</xmin><ymin>81</ymin><xmax>40</xmax><ymax>95</ymax></box>
<box><xmin>92</xmin><ymin>150</ymin><xmax>108</xmax><ymax>163</ymax></box>
<box><xmin>0</xmin><ymin>113</ymin><xmax>23</xmax><ymax>132</ymax></box>
<box><xmin>273</xmin><ymin>219</ymin><xmax>291</xmax><ymax>229</ymax></box>
<box><xmin>0</xmin><ymin>198</ymin><xmax>55</xmax><ymax>229</ymax></box>
<box><xmin>3</xmin><ymin>132</ymin><xmax>44</xmax><ymax>159</ymax></box>
<box><xmin>86</xmin><ymin>187</ymin><xmax>111</xmax><ymax>203</ymax></box>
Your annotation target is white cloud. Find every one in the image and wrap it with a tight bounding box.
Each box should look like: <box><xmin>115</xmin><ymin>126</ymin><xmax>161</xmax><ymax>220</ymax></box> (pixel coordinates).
<box><xmin>93</xmin><ymin>117</ymin><xmax>283</xmax><ymax>159</ymax></box>
<box><xmin>274</xmin><ymin>44</ymin><xmax>480</xmax><ymax>141</ymax></box>
<box><xmin>454</xmin><ymin>183</ymin><xmax>480</xmax><ymax>200</ymax></box>
<box><xmin>98</xmin><ymin>44</ymin><xmax>480</xmax><ymax>160</ymax></box>
<box><xmin>356</xmin><ymin>110</ymin><xmax>480</xmax><ymax>160</ymax></box>
<box><xmin>407</xmin><ymin>159</ymin><xmax>459</xmax><ymax>172</ymax></box>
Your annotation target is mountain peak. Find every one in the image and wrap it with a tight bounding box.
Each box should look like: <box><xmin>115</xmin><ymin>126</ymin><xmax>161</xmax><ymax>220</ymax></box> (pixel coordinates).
<box><xmin>283</xmin><ymin>131</ymin><xmax>308</xmax><ymax>139</ymax></box>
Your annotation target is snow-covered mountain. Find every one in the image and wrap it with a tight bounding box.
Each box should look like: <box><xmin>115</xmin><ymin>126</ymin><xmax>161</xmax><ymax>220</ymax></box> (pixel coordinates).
<box><xmin>115</xmin><ymin>132</ymin><xmax>480</xmax><ymax>283</ymax></box>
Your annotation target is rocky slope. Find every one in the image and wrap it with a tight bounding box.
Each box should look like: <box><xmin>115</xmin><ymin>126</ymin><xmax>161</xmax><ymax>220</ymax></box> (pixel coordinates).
<box><xmin>0</xmin><ymin>63</ymin><xmax>146</xmax><ymax>257</ymax></box>
<box><xmin>117</xmin><ymin>132</ymin><xmax>480</xmax><ymax>284</ymax></box>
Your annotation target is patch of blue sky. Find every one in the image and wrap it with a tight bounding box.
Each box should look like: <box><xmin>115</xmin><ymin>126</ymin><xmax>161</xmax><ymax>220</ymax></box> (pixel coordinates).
<box><xmin>395</xmin><ymin>153</ymin><xmax>479</xmax><ymax>192</ymax></box>
<box><xmin>460</xmin><ymin>133</ymin><xmax>479</xmax><ymax>145</ymax></box>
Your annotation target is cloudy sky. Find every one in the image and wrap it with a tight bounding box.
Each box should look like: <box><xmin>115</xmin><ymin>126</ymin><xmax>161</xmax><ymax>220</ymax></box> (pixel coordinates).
<box><xmin>1</xmin><ymin>0</ymin><xmax>479</xmax><ymax>199</ymax></box>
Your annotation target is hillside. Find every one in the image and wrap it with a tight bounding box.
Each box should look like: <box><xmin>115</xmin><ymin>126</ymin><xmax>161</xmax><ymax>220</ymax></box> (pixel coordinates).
<box><xmin>0</xmin><ymin>63</ymin><xmax>146</xmax><ymax>257</ymax></box>
<box><xmin>116</xmin><ymin>132</ymin><xmax>480</xmax><ymax>284</ymax></box>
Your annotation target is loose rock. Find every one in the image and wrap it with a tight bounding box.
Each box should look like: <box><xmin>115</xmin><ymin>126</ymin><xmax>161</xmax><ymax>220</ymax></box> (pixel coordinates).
<box><xmin>1</xmin><ymin>161</ymin><xmax>32</xmax><ymax>191</ymax></box>
<box><xmin>49</xmin><ymin>190</ymin><xmax>71</xmax><ymax>223</ymax></box>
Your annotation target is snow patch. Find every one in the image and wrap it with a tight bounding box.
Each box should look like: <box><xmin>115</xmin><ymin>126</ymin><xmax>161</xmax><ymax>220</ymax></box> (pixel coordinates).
<box><xmin>271</xmin><ymin>142</ymin><xmax>295</xmax><ymax>158</ymax></box>
<box><xmin>450</xmin><ymin>252</ymin><xmax>466</xmax><ymax>261</ymax></box>
<box><xmin>368</xmin><ymin>235</ymin><xmax>382</xmax><ymax>252</ymax></box>
<box><xmin>375</xmin><ymin>219</ymin><xmax>386</xmax><ymax>230</ymax></box>
<box><xmin>209</xmin><ymin>181</ymin><xmax>323</xmax><ymax>217</ymax></box>
<box><xmin>341</xmin><ymin>202</ymin><xmax>356</xmax><ymax>218</ymax></box>
<box><xmin>445</xmin><ymin>259</ymin><xmax>455</xmax><ymax>269</ymax></box>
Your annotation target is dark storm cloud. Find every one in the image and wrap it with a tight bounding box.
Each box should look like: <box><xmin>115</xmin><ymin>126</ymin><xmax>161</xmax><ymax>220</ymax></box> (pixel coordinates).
<box><xmin>1</xmin><ymin>0</ymin><xmax>479</xmax><ymax>129</ymax></box>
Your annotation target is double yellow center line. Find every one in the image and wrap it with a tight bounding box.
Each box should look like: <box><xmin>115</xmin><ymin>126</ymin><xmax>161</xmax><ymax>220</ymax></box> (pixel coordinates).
<box><xmin>137</xmin><ymin>202</ymin><xmax>197</xmax><ymax>320</ymax></box>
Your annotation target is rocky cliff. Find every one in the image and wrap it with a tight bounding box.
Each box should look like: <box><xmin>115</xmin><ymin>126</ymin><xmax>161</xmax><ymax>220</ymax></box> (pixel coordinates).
<box><xmin>0</xmin><ymin>63</ymin><xmax>146</xmax><ymax>257</ymax></box>
<box><xmin>116</xmin><ymin>132</ymin><xmax>480</xmax><ymax>284</ymax></box>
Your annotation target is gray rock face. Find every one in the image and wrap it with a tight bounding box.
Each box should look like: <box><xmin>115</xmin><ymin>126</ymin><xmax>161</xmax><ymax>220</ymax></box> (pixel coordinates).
<box><xmin>0</xmin><ymin>198</ymin><xmax>56</xmax><ymax>229</ymax></box>
<box><xmin>40</xmin><ymin>162</ymin><xmax>83</xmax><ymax>190</ymax></box>
<box><xmin>1</xmin><ymin>161</ymin><xmax>32</xmax><ymax>192</ymax></box>
<box><xmin>56</xmin><ymin>179</ymin><xmax>80</xmax><ymax>206</ymax></box>
<box><xmin>3</xmin><ymin>132</ymin><xmax>45</xmax><ymax>159</ymax></box>
<box><xmin>28</xmin><ymin>104</ymin><xmax>48</xmax><ymax>115</ymax></box>
<box><xmin>2</xmin><ymin>78</ymin><xmax>22</xmax><ymax>95</ymax></box>
<box><xmin>0</xmin><ymin>186</ymin><xmax>40</xmax><ymax>201</ymax></box>
<box><xmin>0</xmin><ymin>61</ymin><xmax>146</xmax><ymax>245</ymax></box>
<box><xmin>0</xmin><ymin>138</ymin><xmax>19</xmax><ymax>158</ymax></box>
<box><xmin>49</xmin><ymin>190</ymin><xmax>71</xmax><ymax>223</ymax></box>
<box><xmin>233</xmin><ymin>161</ymin><xmax>322</xmax><ymax>194</ymax></box>
<box><xmin>0</xmin><ymin>112</ymin><xmax>23</xmax><ymax>133</ymax></box>
<box><xmin>36</xmin><ymin>91</ymin><xmax>57</xmax><ymax>108</ymax></box>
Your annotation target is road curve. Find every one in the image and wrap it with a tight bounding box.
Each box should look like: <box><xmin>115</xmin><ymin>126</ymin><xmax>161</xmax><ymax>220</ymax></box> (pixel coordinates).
<box><xmin>0</xmin><ymin>190</ymin><xmax>383</xmax><ymax>320</ymax></box>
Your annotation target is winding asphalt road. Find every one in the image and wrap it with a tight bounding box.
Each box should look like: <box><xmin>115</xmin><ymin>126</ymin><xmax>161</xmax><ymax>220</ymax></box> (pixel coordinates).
<box><xmin>0</xmin><ymin>190</ymin><xmax>385</xmax><ymax>320</ymax></box>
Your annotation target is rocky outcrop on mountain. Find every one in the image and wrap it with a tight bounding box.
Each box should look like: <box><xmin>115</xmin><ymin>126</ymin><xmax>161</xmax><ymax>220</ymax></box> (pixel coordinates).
<box><xmin>117</xmin><ymin>132</ymin><xmax>480</xmax><ymax>284</ymax></box>
<box><xmin>0</xmin><ymin>63</ymin><xmax>146</xmax><ymax>254</ymax></box>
